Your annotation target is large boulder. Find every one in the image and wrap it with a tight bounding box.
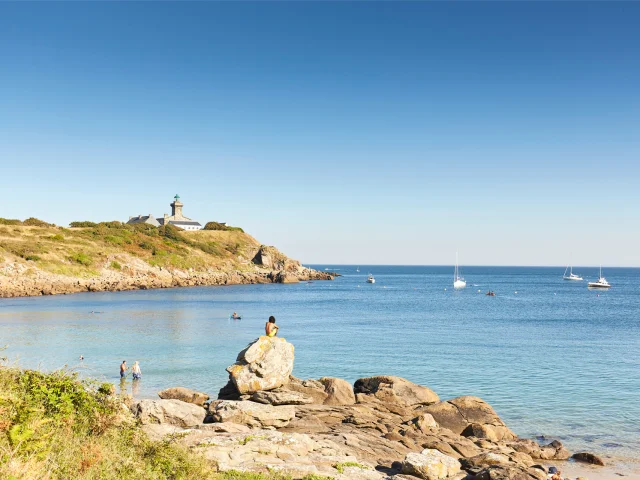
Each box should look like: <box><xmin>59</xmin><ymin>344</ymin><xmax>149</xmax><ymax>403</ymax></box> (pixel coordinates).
<box><xmin>226</xmin><ymin>336</ymin><xmax>295</xmax><ymax>395</ymax></box>
<box><xmin>401</xmin><ymin>448</ymin><xmax>461</xmax><ymax>479</ymax></box>
<box><xmin>158</xmin><ymin>387</ymin><xmax>209</xmax><ymax>406</ymax></box>
<box><xmin>133</xmin><ymin>399</ymin><xmax>206</xmax><ymax>427</ymax></box>
<box><xmin>425</xmin><ymin>396</ymin><xmax>516</xmax><ymax>441</ymax></box>
<box><xmin>474</xmin><ymin>465</ymin><xmax>546</xmax><ymax>480</ymax></box>
<box><xmin>319</xmin><ymin>377</ymin><xmax>356</xmax><ymax>405</ymax></box>
<box><xmin>354</xmin><ymin>376</ymin><xmax>440</xmax><ymax>406</ymax></box>
<box><xmin>284</xmin><ymin>377</ymin><xmax>330</xmax><ymax>404</ymax></box>
<box><xmin>209</xmin><ymin>400</ymin><xmax>295</xmax><ymax>428</ymax></box>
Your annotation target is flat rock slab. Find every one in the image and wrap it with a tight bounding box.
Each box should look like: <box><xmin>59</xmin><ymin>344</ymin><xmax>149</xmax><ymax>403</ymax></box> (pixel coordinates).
<box><xmin>209</xmin><ymin>400</ymin><xmax>295</xmax><ymax>428</ymax></box>
<box><xmin>192</xmin><ymin>429</ymin><xmax>384</xmax><ymax>479</ymax></box>
<box><xmin>158</xmin><ymin>386</ymin><xmax>209</xmax><ymax>406</ymax></box>
<box><xmin>250</xmin><ymin>389</ymin><xmax>314</xmax><ymax>405</ymax></box>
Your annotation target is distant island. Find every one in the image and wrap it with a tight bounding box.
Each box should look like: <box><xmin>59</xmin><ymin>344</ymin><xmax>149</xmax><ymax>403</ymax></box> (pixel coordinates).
<box><xmin>0</xmin><ymin>201</ymin><xmax>332</xmax><ymax>298</ymax></box>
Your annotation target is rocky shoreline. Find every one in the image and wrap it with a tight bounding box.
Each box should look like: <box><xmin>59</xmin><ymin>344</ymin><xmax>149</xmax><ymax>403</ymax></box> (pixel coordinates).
<box><xmin>0</xmin><ymin>244</ymin><xmax>333</xmax><ymax>298</ymax></box>
<box><xmin>127</xmin><ymin>336</ymin><xmax>614</xmax><ymax>480</ymax></box>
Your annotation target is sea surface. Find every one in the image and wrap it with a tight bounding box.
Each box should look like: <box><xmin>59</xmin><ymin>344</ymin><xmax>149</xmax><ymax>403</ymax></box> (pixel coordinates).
<box><xmin>1</xmin><ymin>266</ymin><xmax>639</xmax><ymax>462</ymax></box>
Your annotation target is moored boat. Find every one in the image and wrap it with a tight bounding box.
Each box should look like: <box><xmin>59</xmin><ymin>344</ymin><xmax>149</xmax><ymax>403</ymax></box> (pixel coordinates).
<box><xmin>588</xmin><ymin>266</ymin><xmax>611</xmax><ymax>289</ymax></box>
<box><xmin>563</xmin><ymin>265</ymin><xmax>583</xmax><ymax>281</ymax></box>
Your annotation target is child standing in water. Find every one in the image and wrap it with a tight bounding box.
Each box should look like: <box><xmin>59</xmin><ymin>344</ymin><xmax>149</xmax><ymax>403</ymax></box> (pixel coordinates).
<box><xmin>265</xmin><ymin>316</ymin><xmax>279</xmax><ymax>337</ymax></box>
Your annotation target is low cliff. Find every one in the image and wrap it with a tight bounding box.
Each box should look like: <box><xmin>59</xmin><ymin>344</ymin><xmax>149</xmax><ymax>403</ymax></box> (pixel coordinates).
<box><xmin>0</xmin><ymin>222</ymin><xmax>331</xmax><ymax>298</ymax></box>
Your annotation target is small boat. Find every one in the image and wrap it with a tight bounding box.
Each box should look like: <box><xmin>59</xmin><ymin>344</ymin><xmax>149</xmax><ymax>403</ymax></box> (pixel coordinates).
<box><xmin>563</xmin><ymin>265</ymin><xmax>583</xmax><ymax>281</ymax></box>
<box><xmin>230</xmin><ymin>314</ymin><xmax>242</xmax><ymax>320</ymax></box>
<box><xmin>486</xmin><ymin>291</ymin><xmax>496</xmax><ymax>296</ymax></box>
<box><xmin>588</xmin><ymin>266</ymin><xmax>611</xmax><ymax>289</ymax></box>
<box><xmin>367</xmin><ymin>274</ymin><xmax>375</xmax><ymax>284</ymax></box>
<box><xmin>453</xmin><ymin>252</ymin><xmax>466</xmax><ymax>289</ymax></box>
<box><xmin>356</xmin><ymin>266</ymin><xmax>360</xmax><ymax>273</ymax></box>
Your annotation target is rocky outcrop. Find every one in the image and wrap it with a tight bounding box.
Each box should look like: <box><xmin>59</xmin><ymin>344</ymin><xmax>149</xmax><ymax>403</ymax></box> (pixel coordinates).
<box><xmin>400</xmin><ymin>449</ymin><xmax>461</xmax><ymax>479</ymax></box>
<box><xmin>225</xmin><ymin>336</ymin><xmax>295</xmax><ymax>395</ymax></box>
<box><xmin>425</xmin><ymin>396</ymin><xmax>516</xmax><ymax>441</ymax></box>
<box><xmin>572</xmin><ymin>451</ymin><xmax>605</xmax><ymax>466</ymax></box>
<box><xmin>355</xmin><ymin>376</ymin><xmax>440</xmax><ymax>406</ymax></box>
<box><xmin>320</xmin><ymin>377</ymin><xmax>356</xmax><ymax>405</ymax></box>
<box><xmin>133</xmin><ymin>399</ymin><xmax>206</xmax><ymax>427</ymax></box>
<box><xmin>158</xmin><ymin>387</ymin><xmax>209</xmax><ymax>406</ymax></box>
<box><xmin>0</xmin><ymin>255</ymin><xmax>333</xmax><ymax>298</ymax></box>
<box><xmin>130</xmin><ymin>338</ymin><xmax>589</xmax><ymax>480</ymax></box>
<box><xmin>208</xmin><ymin>400</ymin><xmax>295</xmax><ymax>428</ymax></box>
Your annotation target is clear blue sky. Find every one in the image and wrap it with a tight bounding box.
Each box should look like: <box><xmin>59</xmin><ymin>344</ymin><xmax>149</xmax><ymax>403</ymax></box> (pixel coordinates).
<box><xmin>1</xmin><ymin>2</ymin><xmax>639</xmax><ymax>266</ymax></box>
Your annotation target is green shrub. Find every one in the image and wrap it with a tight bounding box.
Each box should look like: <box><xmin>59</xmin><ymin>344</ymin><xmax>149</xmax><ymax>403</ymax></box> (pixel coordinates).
<box><xmin>158</xmin><ymin>224</ymin><xmax>184</xmax><ymax>242</ymax></box>
<box><xmin>110</xmin><ymin>261</ymin><xmax>122</xmax><ymax>270</ymax></box>
<box><xmin>68</xmin><ymin>252</ymin><xmax>92</xmax><ymax>266</ymax></box>
<box><xmin>0</xmin><ymin>218</ymin><xmax>22</xmax><ymax>225</ymax></box>
<box><xmin>25</xmin><ymin>254</ymin><xmax>41</xmax><ymax>261</ymax></box>
<box><xmin>204</xmin><ymin>222</ymin><xmax>244</xmax><ymax>233</ymax></box>
<box><xmin>69</xmin><ymin>221</ymin><xmax>97</xmax><ymax>228</ymax></box>
<box><xmin>23</xmin><ymin>217</ymin><xmax>54</xmax><ymax>227</ymax></box>
<box><xmin>50</xmin><ymin>234</ymin><xmax>64</xmax><ymax>241</ymax></box>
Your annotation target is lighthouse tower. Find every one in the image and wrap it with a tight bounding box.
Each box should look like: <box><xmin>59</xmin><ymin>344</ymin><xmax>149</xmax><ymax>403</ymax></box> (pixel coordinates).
<box><xmin>170</xmin><ymin>194</ymin><xmax>184</xmax><ymax>219</ymax></box>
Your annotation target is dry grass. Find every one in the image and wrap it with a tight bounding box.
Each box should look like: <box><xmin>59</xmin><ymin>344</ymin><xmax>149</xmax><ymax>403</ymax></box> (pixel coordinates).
<box><xmin>0</xmin><ymin>222</ymin><xmax>262</xmax><ymax>278</ymax></box>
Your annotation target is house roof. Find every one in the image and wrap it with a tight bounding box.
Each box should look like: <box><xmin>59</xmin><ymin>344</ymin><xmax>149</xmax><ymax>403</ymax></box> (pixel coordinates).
<box><xmin>167</xmin><ymin>220</ymin><xmax>202</xmax><ymax>226</ymax></box>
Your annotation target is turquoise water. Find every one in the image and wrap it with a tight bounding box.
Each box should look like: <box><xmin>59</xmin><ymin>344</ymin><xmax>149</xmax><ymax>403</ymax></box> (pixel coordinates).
<box><xmin>1</xmin><ymin>266</ymin><xmax>639</xmax><ymax>460</ymax></box>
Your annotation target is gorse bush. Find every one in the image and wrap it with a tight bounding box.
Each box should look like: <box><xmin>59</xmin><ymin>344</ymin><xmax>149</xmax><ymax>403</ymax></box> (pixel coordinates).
<box><xmin>23</xmin><ymin>217</ymin><xmax>55</xmax><ymax>227</ymax></box>
<box><xmin>69</xmin><ymin>221</ymin><xmax>97</xmax><ymax>228</ymax></box>
<box><xmin>204</xmin><ymin>222</ymin><xmax>244</xmax><ymax>233</ymax></box>
<box><xmin>0</xmin><ymin>218</ymin><xmax>23</xmax><ymax>225</ymax></box>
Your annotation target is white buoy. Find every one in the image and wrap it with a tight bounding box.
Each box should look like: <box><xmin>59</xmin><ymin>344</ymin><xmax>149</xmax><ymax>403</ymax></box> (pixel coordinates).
<box><xmin>514</xmin><ymin>291</ymin><xmax>518</xmax><ymax>294</ymax></box>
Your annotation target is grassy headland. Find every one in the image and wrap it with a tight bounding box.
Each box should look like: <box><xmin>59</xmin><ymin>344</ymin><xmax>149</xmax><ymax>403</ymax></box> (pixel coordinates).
<box><xmin>0</xmin><ymin>219</ymin><xmax>330</xmax><ymax>298</ymax></box>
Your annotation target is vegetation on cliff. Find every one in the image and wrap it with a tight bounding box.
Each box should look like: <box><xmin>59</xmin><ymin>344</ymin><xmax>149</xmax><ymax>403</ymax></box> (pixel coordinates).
<box><xmin>0</xmin><ymin>220</ymin><xmax>261</xmax><ymax>277</ymax></box>
<box><xmin>0</xmin><ymin>364</ymin><xmax>332</xmax><ymax>480</ymax></box>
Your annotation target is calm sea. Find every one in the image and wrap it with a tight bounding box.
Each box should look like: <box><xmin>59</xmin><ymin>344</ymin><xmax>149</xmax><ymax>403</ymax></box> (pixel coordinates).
<box><xmin>1</xmin><ymin>266</ymin><xmax>639</xmax><ymax>460</ymax></box>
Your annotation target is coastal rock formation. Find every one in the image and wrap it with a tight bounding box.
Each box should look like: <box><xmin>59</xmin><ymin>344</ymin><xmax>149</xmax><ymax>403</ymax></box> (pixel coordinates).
<box><xmin>425</xmin><ymin>396</ymin><xmax>516</xmax><ymax>441</ymax></box>
<box><xmin>354</xmin><ymin>376</ymin><xmax>440</xmax><ymax>406</ymax></box>
<box><xmin>133</xmin><ymin>399</ymin><xmax>206</xmax><ymax>427</ymax></box>
<box><xmin>158</xmin><ymin>386</ymin><xmax>209</xmax><ymax>406</ymax></box>
<box><xmin>225</xmin><ymin>336</ymin><xmax>295</xmax><ymax>395</ymax></box>
<box><xmin>400</xmin><ymin>449</ymin><xmax>461</xmax><ymax>479</ymax></box>
<box><xmin>208</xmin><ymin>400</ymin><xmax>295</xmax><ymax>428</ymax></box>
<box><xmin>133</xmin><ymin>338</ymin><xmax>586</xmax><ymax>479</ymax></box>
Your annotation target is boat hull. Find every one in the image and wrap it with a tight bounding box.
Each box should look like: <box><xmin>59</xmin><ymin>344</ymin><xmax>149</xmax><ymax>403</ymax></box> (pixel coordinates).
<box><xmin>563</xmin><ymin>276</ymin><xmax>583</xmax><ymax>281</ymax></box>
<box><xmin>588</xmin><ymin>283</ymin><xmax>610</xmax><ymax>289</ymax></box>
<box><xmin>453</xmin><ymin>280</ymin><xmax>466</xmax><ymax>289</ymax></box>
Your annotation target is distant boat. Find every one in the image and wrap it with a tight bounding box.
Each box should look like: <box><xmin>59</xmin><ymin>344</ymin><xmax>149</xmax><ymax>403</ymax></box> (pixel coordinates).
<box><xmin>367</xmin><ymin>274</ymin><xmax>375</xmax><ymax>284</ymax></box>
<box><xmin>563</xmin><ymin>265</ymin><xmax>583</xmax><ymax>281</ymax></box>
<box><xmin>486</xmin><ymin>291</ymin><xmax>496</xmax><ymax>296</ymax></box>
<box><xmin>453</xmin><ymin>252</ymin><xmax>466</xmax><ymax>289</ymax></box>
<box><xmin>325</xmin><ymin>268</ymin><xmax>330</xmax><ymax>271</ymax></box>
<box><xmin>356</xmin><ymin>266</ymin><xmax>360</xmax><ymax>272</ymax></box>
<box><xmin>588</xmin><ymin>266</ymin><xmax>611</xmax><ymax>289</ymax></box>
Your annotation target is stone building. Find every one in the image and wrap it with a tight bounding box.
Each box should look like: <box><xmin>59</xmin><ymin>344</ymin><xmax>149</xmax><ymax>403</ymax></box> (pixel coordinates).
<box><xmin>127</xmin><ymin>194</ymin><xmax>203</xmax><ymax>230</ymax></box>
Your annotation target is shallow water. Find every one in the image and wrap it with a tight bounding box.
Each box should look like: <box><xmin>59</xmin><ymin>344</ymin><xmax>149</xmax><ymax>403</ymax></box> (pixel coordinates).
<box><xmin>1</xmin><ymin>265</ymin><xmax>639</xmax><ymax>460</ymax></box>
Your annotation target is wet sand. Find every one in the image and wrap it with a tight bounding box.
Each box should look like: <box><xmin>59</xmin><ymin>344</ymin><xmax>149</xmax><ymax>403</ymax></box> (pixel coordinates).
<box><xmin>549</xmin><ymin>458</ymin><xmax>640</xmax><ymax>480</ymax></box>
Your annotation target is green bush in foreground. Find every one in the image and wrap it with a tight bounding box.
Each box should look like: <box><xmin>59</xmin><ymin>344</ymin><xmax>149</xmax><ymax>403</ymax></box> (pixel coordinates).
<box><xmin>0</xmin><ymin>367</ymin><xmax>335</xmax><ymax>480</ymax></box>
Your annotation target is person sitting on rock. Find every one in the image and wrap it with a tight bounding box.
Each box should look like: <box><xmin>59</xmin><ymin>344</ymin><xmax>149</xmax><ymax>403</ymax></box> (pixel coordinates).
<box><xmin>550</xmin><ymin>470</ymin><xmax>562</xmax><ymax>480</ymax></box>
<box><xmin>265</xmin><ymin>316</ymin><xmax>279</xmax><ymax>337</ymax></box>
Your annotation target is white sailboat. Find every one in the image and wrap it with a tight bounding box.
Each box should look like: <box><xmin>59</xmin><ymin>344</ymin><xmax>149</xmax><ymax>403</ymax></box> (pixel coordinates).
<box><xmin>453</xmin><ymin>252</ymin><xmax>466</xmax><ymax>289</ymax></box>
<box><xmin>356</xmin><ymin>266</ymin><xmax>360</xmax><ymax>273</ymax></box>
<box><xmin>563</xmin><ymin>265</ymin><xmax>583</xmax><ymax>281</ymax></box>
<box><xmin>588</xmin><ymin>266</ymin><xmax>611</xmax><ymax>289</ymax></box>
